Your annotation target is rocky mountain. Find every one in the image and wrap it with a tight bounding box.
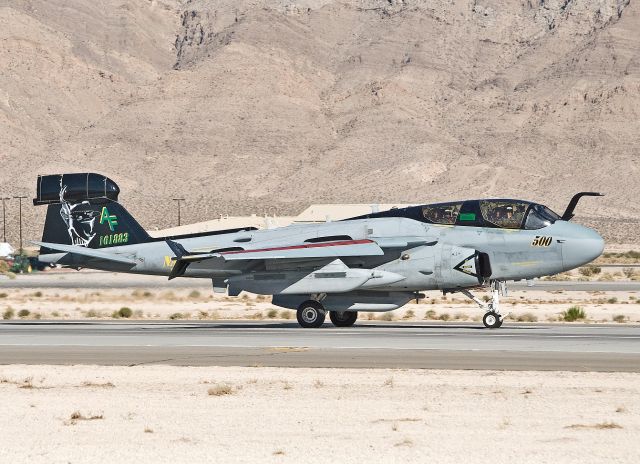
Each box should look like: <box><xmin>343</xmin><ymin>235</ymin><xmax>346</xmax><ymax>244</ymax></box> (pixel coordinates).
<box><xmin>1</xmin><ymin>0</ymin><xmax>638</xmax><ymax>243</ymax></box>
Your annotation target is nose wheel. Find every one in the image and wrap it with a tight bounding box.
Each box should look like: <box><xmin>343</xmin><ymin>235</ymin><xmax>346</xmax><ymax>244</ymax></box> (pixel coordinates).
<box><xmin>482</xmin><ymin>311</ymin><xmax>503</xmax><ymax>329</ymax></box>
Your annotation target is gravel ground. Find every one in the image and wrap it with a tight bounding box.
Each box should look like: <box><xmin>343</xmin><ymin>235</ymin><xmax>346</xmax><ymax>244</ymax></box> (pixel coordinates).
<box><xmin>0</xmin><ymin>365</ymin><xmax>638</xmax><ymax>464</ymax></box>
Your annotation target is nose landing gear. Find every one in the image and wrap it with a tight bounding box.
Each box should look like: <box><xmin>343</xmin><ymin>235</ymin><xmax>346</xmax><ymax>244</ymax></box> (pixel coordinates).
<box><xmin>461</xmin><ymin>280</ymin><xmax>507</xmax><ymax>329</ymax></box>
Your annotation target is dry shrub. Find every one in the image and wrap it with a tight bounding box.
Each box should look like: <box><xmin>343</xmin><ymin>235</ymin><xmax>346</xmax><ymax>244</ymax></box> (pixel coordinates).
<box><xmin>579</xmin><ymin>266</ymin><xmax>601</xmax><ymax>277</ymax></box>
<box><xmin>516</xmin><ymin>313</ymin><xmax>538</xmax><ymax>322</ymax></box>
<box><xmin>67</xmin><ymin>411</ymin><xmax>104</xmax><ymax>425</ymax></box>
<box><xmin>208</xmin><ymin>384</ymin><xmax>234</xmax><ymax>396</ymax></box>
<box><xmin>378</xmin><ymin>312</ymin><xmax>394</xmax><ymax>321</ymax></box>
<box><xmin>565</xmin><ymin>421</ymin><xmax>622</xmax><ymax>430</ymax></box>
<box><xmin>424</xmin><ymin>309</ymin><xmax>436</xmax><ymax>319</ymax></box>
<box><xmin>402</xmin><ymin>310</ymin><xmax>415</xmax><ymax>320</ymax></box>
<box><xmin>612</xmin><ymin>314</ymin><xmax>627</xmax><ymax>323</ymax></box>
<box><xmin>81</xmin><ymin>381</ymin><xmax>115</xmax><ymax>388</ymax></box>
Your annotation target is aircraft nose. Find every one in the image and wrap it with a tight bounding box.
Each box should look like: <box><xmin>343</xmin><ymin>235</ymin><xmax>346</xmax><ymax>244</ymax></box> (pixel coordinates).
<box><xmin>562</xmin><ymin>224</ymin><xmax>604</xmax><ymax>271</ymax></box>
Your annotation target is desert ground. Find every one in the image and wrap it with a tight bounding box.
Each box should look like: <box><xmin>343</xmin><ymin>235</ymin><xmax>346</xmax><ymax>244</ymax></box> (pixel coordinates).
<box><xmin>0</xmin><ymin>365</ymin><xmax>638</xmax><ymax>464</ymax></box>
<box><xmin>2</xmin><ymin>0</ymin><xmax>640</xmax><ymax>244</ymax></box>
<box><xmin>2</xmin><ymin>265</ymin><xmax>640</xmax><ymax>462</ymax></box>
<box><xmin>2</xmin><ymin>268</ymin><xmax>640</xmax><ymax>324</ymax></box>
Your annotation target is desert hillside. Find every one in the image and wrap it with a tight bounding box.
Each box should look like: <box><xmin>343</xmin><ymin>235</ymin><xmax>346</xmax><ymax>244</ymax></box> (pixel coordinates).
<box><xmin>1</xmin><ymin>0</ymin><xmax>638</xmax><ymax>242</ymax></box>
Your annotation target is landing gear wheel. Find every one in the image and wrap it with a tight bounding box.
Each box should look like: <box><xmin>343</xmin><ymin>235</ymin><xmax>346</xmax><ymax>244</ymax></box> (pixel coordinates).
<box><xmin>296</xmin><ymin>301</ymin><xmax>326</xmax><ymax>328</ymax></box>
<box><xmin>329</xmin><ymin>311</ymin><xmax>358</xmax><ymax>327</ymax></box>
<box><xmin>483</xmin><ymin>311</ymin><xmax>502</xmax><ymax>329</ymax></box>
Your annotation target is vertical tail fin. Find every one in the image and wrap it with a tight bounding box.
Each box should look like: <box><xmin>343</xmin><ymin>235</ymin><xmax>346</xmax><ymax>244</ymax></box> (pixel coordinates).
<box><xmin>34</xmin><ymin>173</ymin><xmax>150</xmax><ymax>252</ymax></box>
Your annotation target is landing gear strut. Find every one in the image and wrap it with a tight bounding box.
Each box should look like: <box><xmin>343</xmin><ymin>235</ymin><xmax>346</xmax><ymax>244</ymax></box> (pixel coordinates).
<box><xmin>461</xmin><ymin>280</ymin><xmax>508</xmax><ymax>329</ymax></box>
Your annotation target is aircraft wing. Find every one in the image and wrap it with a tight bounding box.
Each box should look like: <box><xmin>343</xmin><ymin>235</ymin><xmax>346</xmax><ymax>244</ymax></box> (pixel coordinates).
<box><xmin>218</xmin><ymin>239</ymin><xmax>384</xmax><ymax>261</ymax></box>
<box><xmin>165</xmin><ymin>238</ymin><xmax>385</xmax><ymax>280</ymax></box>
<box><xmin>32</xmin><ymin>241</ymin><xmax>137</xmax><ymax>265</ymax></box>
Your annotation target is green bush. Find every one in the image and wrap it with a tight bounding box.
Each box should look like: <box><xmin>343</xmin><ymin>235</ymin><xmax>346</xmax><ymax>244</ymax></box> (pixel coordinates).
<box><xmin>18</xmin><ymin>309</ymin><xmax>30</xmax><ymax>318</ymax></box>
<box><xmin>607</xmin><ymin>297</ymin><xmax>618</xmax><ymax>304</ymax></box>
<box><xmin>563</xmin><ymin>306</ymin><xmax>586</xmax><ymax>322</ymax></box>
<box><xmin>3</xmin><ymin>308</ymin><xmax>15</xmax><ymax>320</ymax></box>
<box><xmin>118</xmin><ymin>307</ymin><xmax>133</xmax><ymax>318</ymax></box>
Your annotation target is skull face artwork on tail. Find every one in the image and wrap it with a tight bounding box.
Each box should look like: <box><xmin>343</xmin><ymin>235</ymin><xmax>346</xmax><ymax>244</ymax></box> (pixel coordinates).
<box><xmin>59</xmin><ymin>185</ymin><xmax>100</xmax><ymax>247</ymax></box>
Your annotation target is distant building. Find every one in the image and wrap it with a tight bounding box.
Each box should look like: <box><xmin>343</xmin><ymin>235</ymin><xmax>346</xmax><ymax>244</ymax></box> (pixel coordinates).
<box><xmin>149</xmin><ymin>204</ymin><xmax>410</xmax><ymax>237</ymax></box>
<box><xmin>0</xmin><ymin>242</ymin><xmax>15</xmax><ymax>258</ymax></box>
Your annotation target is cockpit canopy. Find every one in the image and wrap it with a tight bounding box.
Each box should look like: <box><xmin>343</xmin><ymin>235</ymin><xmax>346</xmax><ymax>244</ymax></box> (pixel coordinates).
<box><xmin>349</xmin><ymin>199</ymin><xmax>561</xmax><ymax>230</ymax></box>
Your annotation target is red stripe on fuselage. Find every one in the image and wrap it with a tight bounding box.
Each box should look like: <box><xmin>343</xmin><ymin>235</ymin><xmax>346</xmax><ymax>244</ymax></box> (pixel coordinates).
<box><xmin>219</xmin><ymin>239</ymin><xmax>374</xmax><ymax>255</ymax></box>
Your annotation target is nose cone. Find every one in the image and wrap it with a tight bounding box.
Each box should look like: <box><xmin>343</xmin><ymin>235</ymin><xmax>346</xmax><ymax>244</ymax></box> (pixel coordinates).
<box><xmin>562</xmin><ymin>224</ymin><xmax>604</xmax><ymax>271</ymax></box>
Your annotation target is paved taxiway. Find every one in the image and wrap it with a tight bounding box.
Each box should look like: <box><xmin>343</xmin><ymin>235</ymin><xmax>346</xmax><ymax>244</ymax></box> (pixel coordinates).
<box><xmin>1</xmin><ymin>321</ymin><xmax>638</xmax><ymax>371</ymax></box>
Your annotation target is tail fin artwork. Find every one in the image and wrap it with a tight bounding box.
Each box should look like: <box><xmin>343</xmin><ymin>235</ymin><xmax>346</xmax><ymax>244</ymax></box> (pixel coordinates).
<box><xmin>34</xmin><ymin>173</ymin><xmax>150</xmax><ymax>254</ymax></box>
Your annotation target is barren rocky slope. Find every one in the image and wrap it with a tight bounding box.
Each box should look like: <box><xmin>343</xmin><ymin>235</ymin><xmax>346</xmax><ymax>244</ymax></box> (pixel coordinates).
<box><xmin>1</xmin><ymin>0</ymin><xmax>638</xmax><ymax>242</ymax></box>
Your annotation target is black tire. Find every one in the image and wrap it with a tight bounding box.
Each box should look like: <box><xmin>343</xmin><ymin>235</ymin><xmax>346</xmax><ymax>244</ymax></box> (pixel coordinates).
<box><xmin>483</xmin><ymin>311</ymin><xmax>501</xmax><ymax>329</ymax></box>
<box><xmin>296</xmin><ymin>301</ymin><xmax>326</xmax><ymax>328</ymax></box>
<box><xmin>329</xmin><ymin>311</ymin><xmax>358</xmax><ymax>327</ymax></box>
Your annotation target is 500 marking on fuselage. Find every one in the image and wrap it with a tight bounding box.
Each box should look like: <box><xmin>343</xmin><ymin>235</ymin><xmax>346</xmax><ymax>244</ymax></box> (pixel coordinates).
<box><xmin>99</xmin><ymin>233</ymin><xmax>129</xmax><ymax>247</ymax></box>
<box><xmin>531</xmin><ymin>236</ymin><xmax>553</xmax><ymax>247</ymax></box>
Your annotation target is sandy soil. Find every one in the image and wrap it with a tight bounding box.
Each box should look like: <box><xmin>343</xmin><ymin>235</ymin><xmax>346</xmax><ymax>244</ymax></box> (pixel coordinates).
<box><xmin>2</xmin><ymin>271</ymin><xmax>640</xmax><ymax>323</ymax></box>
<box><xmin>0</xmin><ymin>365</ymin><xmax>638</xmax><ymax>464</ymax></box>
<box><xmin>2</xmin><ymin>1</ymin><xmax>640</xmax><ymax>244</ymax></box>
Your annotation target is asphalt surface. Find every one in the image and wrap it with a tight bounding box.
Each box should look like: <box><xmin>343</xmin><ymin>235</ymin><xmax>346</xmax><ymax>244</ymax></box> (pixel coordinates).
<box><xmin>2</xmin><ymin>272</ymin><xmax>639</xmax><ymax>291</ymax></box>
<box><xmin>1</xmin><ymin>321</ymin><xmax>639</xmax><ymax>371</ymax></box>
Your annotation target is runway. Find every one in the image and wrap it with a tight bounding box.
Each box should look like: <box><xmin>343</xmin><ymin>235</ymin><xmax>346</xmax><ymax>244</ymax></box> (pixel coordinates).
<box><xmin>1</xmin><ymin>321</ymin><xmax>639</xmax><ymax>371</ymax></box>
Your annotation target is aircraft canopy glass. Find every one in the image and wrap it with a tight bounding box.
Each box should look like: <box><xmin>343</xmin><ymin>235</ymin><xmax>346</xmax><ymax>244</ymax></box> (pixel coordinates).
<box><xmin>524</xmin><ymin>204</ymin><xmax>561</xmax><ymax>230</ymax></box>
<box><xmin>422</xmin><ymin>203</ymin><xmax>463</xmax><ymax>225</ymax></box>
<box><xmin>479</xmin><ymin>200</ymin><xmax>529</xmax><ymax>229</ymax></box>
<box><xmin>344</xmin><ymin>199</ymin><xmax>561</xmax><ymax>230</ymax></box>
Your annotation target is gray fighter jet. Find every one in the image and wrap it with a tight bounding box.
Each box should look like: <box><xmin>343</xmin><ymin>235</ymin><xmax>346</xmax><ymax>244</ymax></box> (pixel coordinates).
<box><xmin>33</xmin><ymin>173</ymin><xmax>604</xmax><ymax>328</ymax></box>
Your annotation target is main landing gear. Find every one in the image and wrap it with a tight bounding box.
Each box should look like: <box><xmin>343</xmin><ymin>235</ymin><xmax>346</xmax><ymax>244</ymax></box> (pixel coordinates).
<box><xmin>296</xmin><ymin>299</ymin><xmax>358</xmax><ymax>328</ymax></box>
<box><xmin>461</xmin><ymin>280</ymin><xmax>508</xmax><ymax>329</ymax></box>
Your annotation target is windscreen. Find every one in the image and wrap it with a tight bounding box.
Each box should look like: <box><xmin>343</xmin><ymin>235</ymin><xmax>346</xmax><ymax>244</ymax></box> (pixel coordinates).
<box><xmin>524</xmin><ymin>204</ymin><xmax>560</xmax><ymax>230</ymax></box>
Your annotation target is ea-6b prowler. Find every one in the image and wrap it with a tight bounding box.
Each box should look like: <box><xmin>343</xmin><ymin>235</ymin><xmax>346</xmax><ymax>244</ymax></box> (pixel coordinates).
<box><xmin>33</xmin><ymin>173</ymin><xmax>604</xmax><ymax>329</ymax></box>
